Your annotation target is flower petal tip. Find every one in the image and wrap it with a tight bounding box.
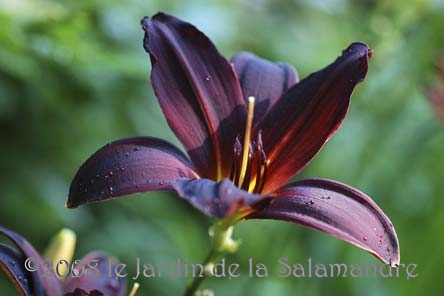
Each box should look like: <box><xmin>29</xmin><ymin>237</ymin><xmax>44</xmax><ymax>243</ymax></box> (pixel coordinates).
<box><xmin>140</xmin><ymin>16</ymin><xmax>149</xmax><ymax>28</ymax></box>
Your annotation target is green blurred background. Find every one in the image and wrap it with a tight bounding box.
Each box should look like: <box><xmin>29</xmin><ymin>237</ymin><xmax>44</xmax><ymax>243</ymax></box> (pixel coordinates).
<box><xmin>1</xmin><ymin>0</ymin><xmax>443</xmax><ymax>295</ymax></box>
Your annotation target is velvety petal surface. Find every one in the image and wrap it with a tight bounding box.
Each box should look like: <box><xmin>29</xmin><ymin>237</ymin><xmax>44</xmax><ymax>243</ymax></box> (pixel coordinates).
<box><xmin>257</xmin><ymin>42</ymin><xmax>371</xmax><ymax>193</ymax></box>
<box><xmin>67</xmin><ymin>137</ymin><xmax>198</xmax><ymax>208</ymax></box>
<box><xmin>64</xmin><ymin>288</ymin><xmax>104</xmax><ymax>296</ymax></box>
<box><xmin>63</xmin><ymin>252</ymin><xmax>126</xmax><ymax>296</ymax></box>
<box><xmin>231</xmin><ymin>51</ymin><xmax>298</xmax><ymax>125</ymax></box>
<box><xmin>173</xmin><ymin>178</ymin><xmax>261</xmax><ymax>217</ymax></box>
<box><xmin>247</xmin><ymin>179</ymin><xmax>399</xmax><ymax>265</ymax></box>
<box><xmin>141</xmin><ymin>12</ymin><xmax>246</xmax><ymax>180</ymax></box>
<box><xmin>0</xmin><ymin>244</ymin><xmax>33</xmax><ymax>295</ymax></box>
<box><xmin>0</xmin><ymin>226</ymin><xmax>62</xmax><ymax>296</ymax></box>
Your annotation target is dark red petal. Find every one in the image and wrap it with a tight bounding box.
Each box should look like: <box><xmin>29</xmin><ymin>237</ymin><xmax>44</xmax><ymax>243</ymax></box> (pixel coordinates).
<box><xmin>63</xmin><ymin>252</ymin><xmax>126</xmax><ymax>296</ymax></box>
<box><xmin>173</xmin><ymin>178</ymin><xmax>260</xmax><ymax>217</ymax></box>
<box><xmin>258</xmin><ymin>42</ymin><xmax>372</xmax><ymax>193</ymax></box>
<box><xmin>64</xmin><ymin>289</ymin><xmax>101</xmax><ymax>296</ymax></box>
<box><xmin>0</xmin><ymin>244</ymin><xmax>33</xmax><ymax>295</ymax></box>
<box><xmin>141</xmin><ymin>13</ymin><xmax>246</xmax><ymax>179</ymax></box>
<box><xmin>67</xmin><ymin>137</ymin><xmax>198</xmax><ymax>208</ymax></box>
<box><xmin>247</xmin><ymin>179</ymin><xmax>400</xmax><ymax>265</ymax></box>
<box><xmin>0</xmin><ymin>226</ymin><xmax>62</xmax><ymax>296</ymax></box>
<box><xmin>230</xmin><ymin>51</ymin><xmax>298</xmax><ymax>125</ymax></box>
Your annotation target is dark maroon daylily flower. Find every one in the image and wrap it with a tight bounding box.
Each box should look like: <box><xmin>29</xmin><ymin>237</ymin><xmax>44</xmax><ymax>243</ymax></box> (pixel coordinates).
<box><xmin>67</xmin><ymin>13</ymin><xmax>399</xmax><ymax>265</ymax></box>
<box><xmin>0</xmin><ymin>226</ymin><xmax>126</xmax><ymax>296</ymax></box>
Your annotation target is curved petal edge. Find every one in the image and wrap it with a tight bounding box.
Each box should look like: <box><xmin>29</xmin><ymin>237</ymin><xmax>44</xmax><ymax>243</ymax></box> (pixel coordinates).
<box><xmin>141</xmin><ymin>12</ymin><xmax>246</xmax><ymax>179</ymax></box>
<box><xmin>259</xmin><ymin>42</ymin><xmax>372</xmax><ymax>193</ymax></box>
<box><xmin>247</xmin><ymin>178</ymin><xmax>400</xmax><ymax>265</ymax></box>
<box><xmin>67</xmin><ymin>137</ymin><xmax>198</xmax><ymax>208</ymax></box>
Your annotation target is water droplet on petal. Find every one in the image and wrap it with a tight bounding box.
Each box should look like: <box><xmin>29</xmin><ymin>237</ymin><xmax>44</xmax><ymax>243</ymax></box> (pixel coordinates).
<box><xmin>204</xmin><ymin>75</ymin><xmax>211</xmax><ymax>81</ymax></box>
<box><xmin>9</xmin><ymin>259</ymin><xmax>15</xmax><ymax>266</ymax></box>
<box><xmin>362</xmin><ymin>236</ymin><xmax>368</xmax><ymax>241</ymax></box>
<box><xmin>307</xmin><ymin>200</ymin><xmax>314</xmax><ymax>206</ymax></box>
<box><xmin>159</xmin><ymin>181</ymin><xmax>165</xmax><ymax>186</ymax></box>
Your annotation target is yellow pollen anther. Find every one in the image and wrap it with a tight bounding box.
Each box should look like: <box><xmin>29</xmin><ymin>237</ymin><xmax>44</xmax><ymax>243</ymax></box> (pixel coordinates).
<box><xmin>238</xmin><ymin>96</ymin><xmax>255</xmax><ymax>187</ymax></box>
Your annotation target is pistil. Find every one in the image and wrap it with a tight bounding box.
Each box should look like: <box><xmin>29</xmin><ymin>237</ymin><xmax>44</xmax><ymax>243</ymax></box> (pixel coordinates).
<box><xmin>238</xmin><ymin>96</ymin><xmax>255</xmax><ymax>187</ymax></box>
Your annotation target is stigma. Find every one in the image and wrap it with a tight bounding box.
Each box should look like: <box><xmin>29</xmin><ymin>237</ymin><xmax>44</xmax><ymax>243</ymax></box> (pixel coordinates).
<box><xmin>229</xmin><ymin>97</ymin><xmax>268</xmax><ymax>193</ymax></box>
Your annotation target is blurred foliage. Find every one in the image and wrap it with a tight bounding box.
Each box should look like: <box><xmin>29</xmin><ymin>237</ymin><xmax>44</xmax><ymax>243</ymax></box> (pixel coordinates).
<box><xmin>1</xmin><ymin>0</ymin><xmax>444</xmax><ymax>295</ymax></box>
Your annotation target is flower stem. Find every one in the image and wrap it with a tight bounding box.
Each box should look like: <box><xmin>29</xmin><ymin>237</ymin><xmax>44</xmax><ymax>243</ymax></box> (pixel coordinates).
<box><xmin>184</xmin><ymin>218</ymin><xmax>240</xmax><ymax>296</ymax></box>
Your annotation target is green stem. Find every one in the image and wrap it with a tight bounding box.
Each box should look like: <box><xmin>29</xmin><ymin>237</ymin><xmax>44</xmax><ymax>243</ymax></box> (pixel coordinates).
<box><xmin>184</xmin><ymin>217</ymin><xmax>240</xmax><ymax>296</ymax></box>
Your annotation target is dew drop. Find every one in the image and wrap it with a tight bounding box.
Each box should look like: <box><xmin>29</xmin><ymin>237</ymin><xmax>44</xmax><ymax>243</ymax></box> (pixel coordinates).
<box><xmin>159</xmin><ymin>181</ymin><xmax>165</xmax><ymax>186</ymax></box>
<box><xmin>18</xmin><ymin>275</ymin><xmax>22</xmax><ymax>281</ymax></box>
<box><xmin>9</xmin><ymin>259</ymin><xmax>15</xmax><ymax>266</ymax></box>
<box><xmin>307</xmin><ymin>200</ymin><xmax>314</xmax><ymax>206</ymax></box>
<box><xmin>362</xmin><ymin>236</ymin><xmax>368</xmax><ymax>241</ymax></box>
<box><xmin>386</xmin><ymin>247</ymin><xmax>391</xmax><ymax>252</ymax></box>
<box><xmin>109</xmin><ymin>171</ymin><xmax>114</xmax><ymax>176</ymax></box>
<box><xmin>204</xmin><ymin>75</ymin><xmax>211</xmax><ymax>81</ymax></box>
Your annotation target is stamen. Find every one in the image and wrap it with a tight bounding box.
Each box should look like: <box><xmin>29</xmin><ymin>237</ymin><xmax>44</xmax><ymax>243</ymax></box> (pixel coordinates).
<box><xmin>229</xmin><ymin>136</ymin><xmax>242</xmax><ymax>182</ymax></box>
<box><xmin>240</xmin><ymin>144</ymin><xmax>254</xmax><ymax>190</ymax></box>
<box><xmin>253</xmin><ymin>131</ymin><xmax>268</xmax><ymax>193</ymax></box>
<box><xmin>256</xmin><ymin>151</ymin><xmax>268</xmax><ymax>193</ymax></box>
<box><xmin>238</xmin><ymin>96</ymin><xmax>255</xmax><ymax>187</ymax></box>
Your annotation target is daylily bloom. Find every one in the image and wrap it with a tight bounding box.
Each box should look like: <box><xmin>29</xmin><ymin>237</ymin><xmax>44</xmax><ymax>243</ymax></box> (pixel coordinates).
<box><xmin>0</xmin><ymin>225</ymin><xmax>126</xmax><ymax>296</ymax></box>
<box><xmin>67</xmin><ymin>12</ymin><xmax>399</xmax><ymax>265</ymax></box>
